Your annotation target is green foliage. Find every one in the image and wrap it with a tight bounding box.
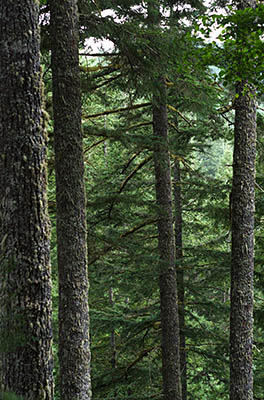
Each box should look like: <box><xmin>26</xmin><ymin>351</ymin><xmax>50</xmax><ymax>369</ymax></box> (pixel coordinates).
<box><xmin>196</xmin><ymin>5</ymin><xmax>264</xmax><ymax>91</ymax></box>
<box><xmin>0</xmin><ymin>393</ymin><xmax>23</xmax><ymax>400</ymax></box>
<box><xmin>40</xmin><ymin>0</ymin><xmax>264</xmax><ymax>398</ymax></box>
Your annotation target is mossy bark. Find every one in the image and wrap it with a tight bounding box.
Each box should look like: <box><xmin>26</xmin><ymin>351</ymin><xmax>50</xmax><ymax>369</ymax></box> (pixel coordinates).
<box><xmin>153</xmin><ymin>80</ymin><xmax>182</xmax><ymax>400</ymax></box>
<box><xmin>50</xmin><ymin>1</ymin><xmax>91</xmax><ymax>399</ymax></box>
<box><xmin>0</xmin><ymin>1</ymin><xmax>53</xmax><ymax>399</ymax></box>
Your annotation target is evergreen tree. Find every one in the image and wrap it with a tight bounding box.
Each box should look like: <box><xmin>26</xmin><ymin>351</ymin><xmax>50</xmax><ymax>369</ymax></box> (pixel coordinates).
<box><xmin>38</xmin><ymin>1</ymin><xmax>264</xmax><ymax>398</ymax></box>
<box><xmin>0</xmin><ymin>1</ymin><xmax>53</xmax><ymax>398</ymax></box>
<box><xmin>174</xmin><ymin>160</ymin><xmax>186</xmax><ymax>400</ymax></box>
<box><xmin>148</xmin><ymin>3</ymin><xmax>182</xmax><ymax>400</ymax></box>
<box><xmin>49</xmin><ymin>0</ymin><xmax>91</xmax><ymax>399</ymax></box>
<box><xmin>153</xmin><ymin>81</ymin><xmax>182</xmax><ymax>400</ymax></box>
<box><xmin>77</xmin><ymin>3</ymin><xmax>232</xmax><ymax>399</ymax></box>
<box><xmin>230</xmin><ymin>1</ymin><xmax>257</xmax><ymax>399</ymax></box>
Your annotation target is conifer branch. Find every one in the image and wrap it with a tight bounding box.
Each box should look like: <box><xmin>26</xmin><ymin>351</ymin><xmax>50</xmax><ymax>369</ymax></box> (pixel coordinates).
<box><xmin>167</xmin><ymin>104</ymin><xmax>192</xmax><ymax>126</ymax></box>
<box><xmin>125</xmin><ymin>346</ymin><xmax>156</xmax><ymax>373</ymax></box>
<box><xmin>120</xmin><ymin>218</ymin><xmax>157</xmax><ymax>238</ymax></box>
<box><xmin>255</xmin><ymin>181</ymin><xmax>264</xmax><ymax>192</ymax></box>
<box><xmin>217</xmin><ymin>104</ymin><xmax>234</xmax><ymax>114</ymax></box>
<box><xmin>93</xmin><ymin>347</ymin><xmax>159</xmax><ymax>393</ymax></box>
<box><xmin>90</xmin><ymin>73</ymin><xmax>122</xmax><ymax>91</ymax></box>
<box><xmin>84</xmin><ymin>138</ymin><xmax>106</xmax><ymax>153</ymax></box>
<box><xmin>90</xmin><ymin>218</ymin><xmax>157</xmax><ymax>265</ymax></box>
<box><xmin>86</xmin><ymin>67</ymin><xmax>120</xmax><ymax>80</ymax></box>
<box><xmin>80</xmin><ymin>52</ymin><xmax>120</xmax><ymax>57</ymax></box>
<box><xmin>121</xmin><ymin>150</ymin><xmax>144</xmax><ymax>173</ymax></box>
<box><xmin>127</xmin><ymin>121</ymin><xmax>152</xmax><ymax>130</ymax></box>
<box><xmin>168</xmin><ymin>121</ymin><xmax>180</xmax><ymax>132</ymax></box>
<box><xmin>108</xmin><ymin>155</ymin><xmax>152</xmax><ymax>218</ymax></box>
<box><xmin>80</xmin><ymin>64</ymin><xmax>121</xmax><ymax>73</ymax></box>
<box><xmin>84</xmin><ymin>102</ymin><xmax>152</xmax><ymax>119</ymax></box>
<box><xmin>119</xmin><ymin>156</ymin><xmax>152</xmax><ymax>194</ymax></box>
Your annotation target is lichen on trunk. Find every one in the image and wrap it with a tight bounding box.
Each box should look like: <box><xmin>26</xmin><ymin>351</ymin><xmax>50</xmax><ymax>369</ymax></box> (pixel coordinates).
<box><xmin>0</xmin><ymin>1</ymin><xmax>53</xmax><ymax>398</ymax></box>
<box><xmin>50</xmin><ymin>1</ymin><xmax>92</xmax><ymax>399</ymax></box>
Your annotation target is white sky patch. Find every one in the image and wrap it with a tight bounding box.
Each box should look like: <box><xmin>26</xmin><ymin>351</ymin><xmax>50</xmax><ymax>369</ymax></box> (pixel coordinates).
<box><xmin>84</xmin><ymin>3</ymin><xmax>225</xmax><ymax>54</ymax></box>
<box><xmin>84</xmin><ymin>37</ymin><xmax>114</xmax><ymax>53</ymax></box>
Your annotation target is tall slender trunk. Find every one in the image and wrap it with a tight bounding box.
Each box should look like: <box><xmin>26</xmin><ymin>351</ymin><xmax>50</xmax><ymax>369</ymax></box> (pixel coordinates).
<box><xmin>230</xmin><ymin>3</ymin><xmax>256</xmax><ymax>400</ymax></box>
<box><xmin>153</xmin><ymin>80</ymin><xmax>182</xmax><ymax>400</ymax></box>
<box><xmin>174</xmin><ymin>160</ymin><xmax>187</xmax><ymax>400</ymax></box>
<box><xmin>230</xmin><ymin>81</ymin><xmax>256</xmax><ymax>400</ymax></box>
<box><xmin>50</xmin><ymin>1</ymin><xmax>91</xmax><ymax>399</ymax></box>
<box><xmin>147</xmin><ymin>5</ymin><xmax>181</xmax><ymax>399</ymax></box>
<box><xmin>0</xmin><ymin>1</ymin><xmax>53</xmax><ymax>398</ymax></box>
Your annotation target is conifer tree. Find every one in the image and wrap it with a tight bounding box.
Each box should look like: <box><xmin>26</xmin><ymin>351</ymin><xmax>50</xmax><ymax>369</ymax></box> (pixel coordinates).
<box><xmin>148</xmin><ymin>3</ymin><xmax>182</xmax><ymax>399</ymax></box>
<box><xmin>230</xmin><ymin>1</ymin><xmax>257</xmax><ymax>399</ymax></box>
<box><xmin>0</xmin><ymin>1</ymin><xmax>53</xmax><ymax>398</ymax></box>
<box><xmin>153</xmin><ymin>81</ymin><xmax>182</xmax><ymax>400</ymax></box>
<box><xmin>174</xmin><ymin>160</ymin><xmax>187</xmax><ymax>400</ymax></box>
<box><xmin>49</xmin><ymin>1</ymin><xmax>91</xmax><ymax>399</ymax></box>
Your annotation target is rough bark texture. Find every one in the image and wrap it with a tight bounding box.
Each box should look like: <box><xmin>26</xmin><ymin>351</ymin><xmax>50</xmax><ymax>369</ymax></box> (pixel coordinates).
<box><xmin>230</xmin><ymin>2</ymin><xmax>256</xmax><ymax>400</ymax></box>
<box><xmin>50</xmin><ymin>1</ymin><xmax>91</xmax><ymax>399</ymax></box>
<box><xmin>230</xmin><ymin>81</ymin><xmax>256</xmax><ymax>400</ymax></box>
<box><xmin>0</xmin><ymin>1</ymin><xmax>53</xmax><ymax>399</ymax></box>
<box><xmin>174</xmin><ymin>161</ymin><xmax>187</xmax><ymax>400</ymax></box>
<box><xmin>153</xmin><ymin>81</ymin><xmax>182</xmax><ymax>400</ymax></box>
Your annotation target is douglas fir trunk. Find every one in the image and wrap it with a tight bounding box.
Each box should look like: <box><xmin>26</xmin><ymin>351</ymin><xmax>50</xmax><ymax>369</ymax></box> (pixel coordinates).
<box><xmin>230</xmin><ymin>2</ymin><xmax>256</xmax><ymax>400</ymax></box>
<box><xmin>50</xmin><ymin>1</ymin><xmax>92</xmax><ymax>399</ymax></box>
<box><xmin>153</xmin><ymin>80</ymin><xmax>182</xmax><ymax>400</ymax></box>
<box><xmin>0</xmin><ymin>1</ymin><xmax>53</xmax><ymax>398</ymax></box>
<box><xmin>230</xmin><ymin>83</ymin><xmax>256</xmax><ymax>400</ymax></box>
<box><xmin>174</xmin><ymin>160</ymin><xmax>187</xmax><ymax>400</ymax></box>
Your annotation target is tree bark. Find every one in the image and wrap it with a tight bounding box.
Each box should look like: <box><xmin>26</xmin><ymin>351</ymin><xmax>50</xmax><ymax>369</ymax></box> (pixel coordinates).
<box><xmin>230</xmin><ymin>3</ymin><xmax>256</xmax><ymax>399</ymax></box>
<box><xmin>50</xmin><ymin>1</ymin><xmax>91</xmax><ymax>399</ymax></box>
<box><xmin>0</xmin><ymin>1</ymin><xmax>53</xmax><ymax>398</ymax></box>
<box><xmin>230</xmin><ymin>81</ymin><xmax>256</xmax><ymax>400</ymax></box>
<box><xmin>147</xmin><ymin>3</ymin><xmax>181</xmax><ymax>398</ymax></box>
<box><xmin>174</xmin><ymin>160</ymin><xmax>187</xmax><ymax>400</ymax></box>
<box><xmin>153</xmin><ymin>80</ymin><xmax>182</xmax><ymax>400</ymax></box>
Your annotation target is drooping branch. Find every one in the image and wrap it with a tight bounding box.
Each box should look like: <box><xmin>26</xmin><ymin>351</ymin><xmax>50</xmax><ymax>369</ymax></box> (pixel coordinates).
<box><xmin>89</xmin><ymin>218</ymin><xmax>157</xmax><ymax>266</ymax></box>
<box><xmin>108</xmin><ymin>155</ymin><xmax>152</xmax><ymax>218</ymax></box>
<box><xmin>83</xmin><ymin>102</ymin><xmax>152</xmax><ymax>119</ymax></box>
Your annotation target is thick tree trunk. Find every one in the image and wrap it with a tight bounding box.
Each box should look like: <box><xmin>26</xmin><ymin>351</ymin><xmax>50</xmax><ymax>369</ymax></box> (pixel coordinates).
<box><xmin>230</xmin><ymin>81</ymin><xmax>256</xmax><ymax>400</ymax></box>
<box><xmin>174</xmin><ymin>161</ymin><xmax>187</xmax><ymax>400</ymax></box>
<box><xmin>230</xmin><ymin>1</ymin><xmax>256</xmax><ymax>400</ymax></box>
<box><xmin>50</xmin><ymin>1</ymin><xmax>91</xmax><ymax>399</ymax></box>
<box><xmin>0</xmin><ymin>2</ymin><xmax>53</xmax><ymax>399</ymax></box>
<box><xmin>153</xmin><ymin>80</ymin><xmax>182</xmax><ymax>400</ymax></box>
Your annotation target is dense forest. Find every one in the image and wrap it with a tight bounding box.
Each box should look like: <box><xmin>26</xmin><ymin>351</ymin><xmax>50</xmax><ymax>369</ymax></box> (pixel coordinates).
<box><xmin>1</xmin><ymin>1</ymin><xmax>264</xmax><ymax>400</ymax></box>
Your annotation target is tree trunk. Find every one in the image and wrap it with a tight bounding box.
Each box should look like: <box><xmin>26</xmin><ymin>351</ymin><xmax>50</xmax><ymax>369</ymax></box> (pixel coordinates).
<box><xmin>174</xmin><ymin>160</ymin><xmax>187</xmax><ymax>400</ymax></box>
<box><xmin>0</xmin><ymin>1</ymin><xmax>53</xmax><ymax>399</ymax></box>
<box><xmin>230</xmin><ymin>3</ymin><xmax>256</xmax><ymax>399</ymax></box>
<box><xmin>50</xmin><ymin>1</ymin><xmax>91</xmax><ymax>399</ymax></box>
<box><xmin>230</xmin><ymin>82</ymin><xmax>256</xmax><ymax>400</ymax></box>
<box><xmin>153</xmin><ymin>80</ymin><xmax>182</xmax><ymax>400</ymax></box>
